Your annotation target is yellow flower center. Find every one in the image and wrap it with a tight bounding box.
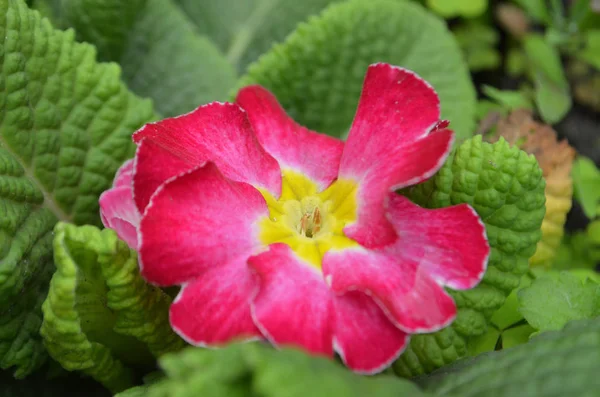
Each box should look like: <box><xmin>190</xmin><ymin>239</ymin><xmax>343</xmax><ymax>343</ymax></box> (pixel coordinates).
<box><xmin>259</xmin><ymin>170</ymin><xmax>359</xmax><ymax>269</ymax></box>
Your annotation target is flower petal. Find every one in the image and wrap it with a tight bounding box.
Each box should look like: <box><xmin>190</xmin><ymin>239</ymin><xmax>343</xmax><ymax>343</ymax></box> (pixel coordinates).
<box><xmin>248</xmin><ymin>243</ymin><xmax>334</xmax><ymax>357</ymax></box>
<box><xmin>112</xmin><ymin>159</ymin><xmax>134</xmax><ymax>188</ymax></box>
<box><xmin>133</xmin><ymin>139</ymin><xmax>190</xmax><ymax>213</ymax></box>
<box><xmin>387</xmin><ymin>194</ymin><xmax>489</xmax><ymax>290</ymax></box>
<box><xmin>99</xmin><ymin>185</ymin><xmax>140</xmax><ymax>250</ymax></box>
<box><xmin>138</xmin><ymin>162</ymin><xmax>268</xmax><ymax>286</ymax></box>
<box><xmin>343</xmin><ymin>129</ymin><xmax>454</xmax><ymax>248</ymax></box>
<box><xmin>333</xmin><ymin>291</ymin><xmax>409</xmax><ymax>374</ymax></box>
<box><xmin>324</xmin><ymin>246</ymin><xmax>457</xmax><ymax>333</ymax></box>
<box><xmin>132</xmin><ymin>102</ymin><xmax>281</xmax><ymax>211</ymax></box>
<box><xmin>170</xmin><ymin>263</ymin><xmax>261</xmax><ymax>345</ymax></box>
<box><xmin>236</xmin><ymin>86</ymin><xmax>344</xmax><ymax>190</ymax></box>
<box><xmin>339</xmin><ymin>64</ymin><xmax>454</xmax><ymax>248</ymax></box>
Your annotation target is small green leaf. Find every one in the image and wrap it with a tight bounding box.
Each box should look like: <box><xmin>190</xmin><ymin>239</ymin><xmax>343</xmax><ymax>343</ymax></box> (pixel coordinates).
<box><xmin>394</xmin><ymin>136</ymin><xmax>546</xmax><ymax>376</ymax></box>
<box><xmin>453</xmin><ymin>22</ymin><xmax>500</xmax><ymax>72</ymax></box>
<box><xmin>518</xmin><ymin>271</ymin><xmax>600</xmax><ymax>333</ymax></box>
<box><xmin>500</xmin><ymin>324</ymin><xmax>535</xmax><ymax>349</ymax></box>
<box><xmin>41</xmin><ymin>223</ymin><xmax>185</xmax><ymax>393</ymax></box>
<box><xmin>482</xmin><ymin>86</ymin><xmax>534</xmax><ymax>111</ymax></box>
<box><xmin>523</xmin><ymin>34</ymin><xmax>572</xmax><ymax>124</ymax></box>
<box><xmin>421</xmin><ymin>317</ymin><xmax>600</xmax><ymax>397</ymax></box>
<box><xmin>236</xmin><ymin>0</ymin><xmax>476</xmax><ymax>140</ymax></box>
<box><xmin>572</xmin><ymin>156</ymin><xmax>600</xmax><ymax>218</ymax></box>
<box><xmin>0</xmin><ymin>0</ymin><xmax>154</xmax><ymax>378</ymax></box>
<box><xmin>490</xmin><ymin>274</ymin><xmax>533</xmax><ymax>330</ymax></box>
<box><xmin>578</xmin><ymin>30</ymin><xmax>600</xmax><ymax>71</ymax></box>
<box><xmin>426</xmin><ymin>0</ymin><xmax>487</xmax><ymax>18</ymax></box>
<box><xmin>512</xmin><ymin>0</ymin><xmax>552</xmax><ymax>26</ymax></box>
<box><xmin>466</xmin><ymin>327</ymin><xmax>500</xmax><ymax>356</ymax></box>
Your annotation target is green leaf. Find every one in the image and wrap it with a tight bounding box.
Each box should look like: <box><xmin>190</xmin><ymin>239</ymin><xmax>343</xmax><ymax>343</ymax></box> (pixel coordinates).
<box><xmin>235</xmin><ymin>0</ymin><xmax>476</xmax><ymax>141</ymax></box>
<box><xmin>394</xmin><ymin>136</ymin><xmax>546</xmax><ymax>376</ymax></box>
<box><xmin>175</xmin><ymin>0</ymin><xmax>340</xmax><ymax>73</ymax></box>
<box><xmin>523</xmin><ymin>34</ymin><xmax>572</xmax><ymax>124</ymax></box>
<box><xmin>420</xmin><ymin>317</ymin><xmax>600</xmax><ymax>397</ymax></box>
<box><xmin>426</xmin><ymin>0</ymin><xmax>488</xmax><ymax>18</ymax></box>
<box><xmin>56</xmin><ymin>0</ymin><xmax>237</xmax><ymax>116</ymax></box>
<box><xmin>578</xmin><ymin>30</ymin><xmax>600</xmax><ymax>71</ymax></box>
<box><xmin>0</xmin><ymin>0</ymin><xmax>154</xmax><ymax>378</ymax></box>
<box><xmin>41</xmin><ymin>223</ymin><xmax>185</xmax><ymax>394</ymax></box>
<box><xmin>490</xmin><ymin>273</ymin><xmax>533</xmax><ymax>330</ymax></box>
<box><xmin>116</xmin><ymin>343</ymin><xmax>429</xmax><ymax>397</ymax></box>
<box><xmin>500</xmin><ymin>323</ymin><xmax>535</xmax><ymax>348</ymax></box>
<box><xmin>482</xmin><ymin>85</ymin><xmax>534</xmax><ymax>111</ymax></box>
<box><xmin>572</xmin><ymin>156</ymin><xmax>600</xmax><ymax>218</ymax></box>
<box><xmin>453</xmin><ymin>22</ymin><xmax>501</xmax><ymax>72</ymax></box>
<box><xmin>512</xmin><ymin>0</ymin><xmax>552</xmax><ymax>26</ymax></box>
<box><xmin>518</xmin><ymin>271</ymin><xmax>600</xmax><ymax>333</ymax></box>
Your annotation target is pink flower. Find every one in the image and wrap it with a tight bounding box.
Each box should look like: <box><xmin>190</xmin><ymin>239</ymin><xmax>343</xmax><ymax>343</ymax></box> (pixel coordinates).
<box><xmin>99</xmin><ymin>63</ymin><xmax>489</xmax><ymax>373</ymax></box>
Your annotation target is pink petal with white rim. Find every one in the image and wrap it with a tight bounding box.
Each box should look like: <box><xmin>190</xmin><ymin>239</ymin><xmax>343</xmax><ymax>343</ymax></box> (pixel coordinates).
<box><xmin>338</xmin><ymin>64</ymin><xmax>454</xmax><ymax>248</ymax></box>
<box><xmin>170</xmin><ymin>262</ymin><xmax>261</xmax><ymax>345</ymax></box>
<box><xmin>112</xmin><ymin>159</ymin><xmax>134</xmax><ymax>188</ymax></box>
<box><xmin>99</xmin><ymin>185</ymin><xmax>140</xmax><ymax>250</ymax></box>
<box><xmin>324</xmin><ymin>247</ymin><xmax>457</xmax><ymax>334</ymax></box>
<box><xmin>387</xmin><ymin>194</ymin><xmax>489</xmax><ymax>290</ymax></box>
<box><xmin>138</xmin><ymin>162</ymin><xmax>268</xmax><ymax>286</ymax></box>
<box><xmin>133</xmin><ymin>139</ymin><xmax>191</xmax><ymax>213</ymax></box>
<box><xmin>248</xmin><ymin>243</ymin><xmax>334</xmax><ymax>357</ymax></box>
<box><xmin>342</xmin><ymin>129</ymin><xmax>454</xmax><ymax>248</ymax></box>
<box><xmin>333</xmin><ymin>291</ymin><xmax>409</xmax><ymax>374</ymax></box>
<box><xmin>236</xmin><ymin>86</ymin><xmax>344</xmax><ymax>190</ymax></box>
<box><xmin>132</xmin><ymin>101</ymin><xmax>281</xmax><ymax>210</ymax></box>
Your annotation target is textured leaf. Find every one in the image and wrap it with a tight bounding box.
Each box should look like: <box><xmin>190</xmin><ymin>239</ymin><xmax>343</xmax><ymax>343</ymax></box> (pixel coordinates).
<box><xmin>116</xmin><ymin>343</ymin><xmax>429</xmax><ymax>397</ymax></box>
<box><xmin>393</xmin><ymin>135</ymin><xmax>546</xmax><ymax>376</ymax></box>
<box><xmin>235</xmin><ymin>0</ymin><xmax>476</xmax><ymax>140</ymax></box>
<box><xmin>56</xmin><ymin>0</ymin><xmax>237</xmax><ymax>116</ymax></box>
<box><xmin>420</xmin><ymin>317</ymin><xmax>600</xmax><ymax>397</ymax></box>
<box><xmin>0</xmin><ymin>0</ymin><xmax>154</xmax><ymax>378</ymax></box>
<box><xmin>490</xmin><ymin>109</ymin><xmax>575</xmax><ymax>268</ymax></box>
<box><xmin>518</xmin><ymin>272</ymin><xmax>600</xmax><ymax>333</ymax></box>
<box><xmin>41</xmin><ymin>223</ymin><xmax>185</xmax><ymax>393</ymax></box>
<box><xmin>176</xmin><ymin>0</ymin><xmax>339</xmax><ymax>73</ymax></box>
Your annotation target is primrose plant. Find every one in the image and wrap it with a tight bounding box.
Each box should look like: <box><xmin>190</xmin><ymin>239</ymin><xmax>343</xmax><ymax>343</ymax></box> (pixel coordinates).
<box><xmin>100</xmin><ymin>63</ymin><xmax>490</xmax><ymax>373</ymax></box>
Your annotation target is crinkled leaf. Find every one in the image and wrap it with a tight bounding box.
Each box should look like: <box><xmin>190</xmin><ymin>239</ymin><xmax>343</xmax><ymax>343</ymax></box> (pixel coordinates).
<box><xmin>116</xmin><ymin>343</ymin><xmax>429</xmax><ymax>397</ymax></box>
<box><xmin>518</xmin><ymin>271</ymin><xmax>600</xmax><ymax>333</ymax></box>
<box><xmin>572</xmin><ymin>156</ymin><xmax>600</xmax><ymax>219</ymax></box>
<box><xmin>235</xmin><ymin>0</ymin><xmax>476</xmax><ymax>140</ymax></box>
<box><xmin>0</xmin><ymin>0</ymin><xmax>154</xmax><ymax>378</ymax></box>
<box><xmin>490</xmin><ymin>110</ymin><xmax>575</xmax><ymax>268</ymax></box>
<box><xmin>420</xmin><ymin>317</ymin><xmax>600</xmax><ymax>397</ymax></box>
<box><xmin>523</xmin><ymin>34</ymin><xmax>571</xmax><ymax>124</ymax></box>
<box><xmin>55</xmin><ymin>0</ymin><xmax>237</xmax><ymax>116</ymax></box>
<box><xmin>175</xmin><ymin>0</ymin><xmax>340</xmax><ymax>73</ymax></box>
<box><xmin>394</xmin><ymin>136</ymin><xmax>546</xmax><ymax>376</ymax></box>
<box><xmin>426</xmin><ymin>0</ymin><xmax>487</xmax><ymax>18</ymax></box>
<box><xmin>41</xmin><ymin>223</ymin><xmax>185</xmax><ymax>394</ymax></box>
